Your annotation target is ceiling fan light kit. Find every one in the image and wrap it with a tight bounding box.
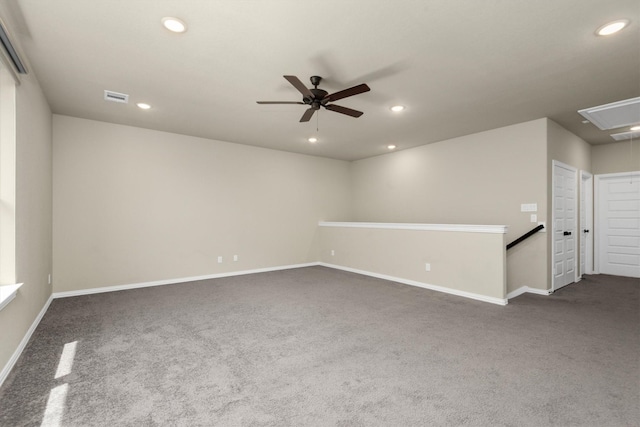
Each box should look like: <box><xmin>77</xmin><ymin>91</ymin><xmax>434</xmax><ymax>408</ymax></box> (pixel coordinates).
<box><xmin>258</xmin><ymin>75</ymin><xmax>370</xmax><ymax>122</ymax></box>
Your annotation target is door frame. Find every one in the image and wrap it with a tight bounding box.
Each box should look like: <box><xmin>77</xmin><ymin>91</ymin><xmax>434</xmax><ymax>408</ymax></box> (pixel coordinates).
<box><xmin>594</xmin><ymin>171</ymin><xmax>640</xmax><ymax>275</ymax></box>
<box><xmin>551</xmin><ymin>160</ymin><xmax>578</xmax><ymax>292</ymax></box>
<box><xmin>579</xmin><ymin>170</ymin><xmax>593</xmax><ymax>277</ymax></box>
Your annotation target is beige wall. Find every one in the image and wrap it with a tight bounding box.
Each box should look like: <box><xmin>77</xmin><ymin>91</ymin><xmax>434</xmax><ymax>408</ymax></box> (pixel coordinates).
<box><xmin>591</xmin><ymin>140</ymin><xmax>640</xmax><ymax>175</ymax></box>
<box><xmin>0</xmin><ymin>73</ymin><xmax>53</xmax><ymax>373</ymax></box>
<box><xmin>319</xmin><ymin>225</ymin><xmax>506</xmax><ymax>302</ymax></box>
<box><xmin>351</xmin><ymin>119</ymin><xmax>548</xmax><ymax>293</ymax></box>
<box><xmin>547</xmin><ymin>120</ymin><xmax>591</xmax><ymax>173</ymax></box>
<box><xmin>52</xmin><ymin>116</ymin><xmax>351</xmax><ymax>292</ymax></box>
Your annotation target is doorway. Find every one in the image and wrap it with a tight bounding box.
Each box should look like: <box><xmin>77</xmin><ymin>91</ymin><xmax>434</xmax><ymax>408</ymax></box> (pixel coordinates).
<box><xmin>595</xmin><ymin>172</ymin><xmax>640</xmax><ymax>278</ymax></box>
<box><xmin>552</xmin><ymin>160</ymin><xmax>578</xmax><ymax>291</ymax></box>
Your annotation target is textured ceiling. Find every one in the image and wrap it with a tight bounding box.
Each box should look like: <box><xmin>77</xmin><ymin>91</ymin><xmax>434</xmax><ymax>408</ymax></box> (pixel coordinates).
<box><xmin>3</xmin><ymin>0</ymin><xmax>640</xmax><ymax>160</ymax></box>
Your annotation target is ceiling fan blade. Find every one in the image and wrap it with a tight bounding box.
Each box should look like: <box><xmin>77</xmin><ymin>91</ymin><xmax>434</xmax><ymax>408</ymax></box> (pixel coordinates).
<box><xmin>324</xmin><ymin>83</ymin><xmax>370</xmax><ymax>102</ymax></box>
<box><xmin>300</xmin><ymin>108</ymin><xmax>316</xmax><ymax>122</ymax></box>
<box><xmin>325</xmin><ymin>104</ymin><xmax>364</xmax><ymax>118</ymax></box>
<box><xmin>257</xmin><ymin>101</ymin><xmax>305</xmax><ymax>104</ymax></box>
<box><xmin>284</xmin><ymin>75</ymin><xmax>313</xmax><ymax>97</ymax></box>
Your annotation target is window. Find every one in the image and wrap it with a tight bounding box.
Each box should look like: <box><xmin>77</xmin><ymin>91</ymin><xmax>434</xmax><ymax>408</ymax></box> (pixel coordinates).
<box><xmin>0</xmin><ymin>61</ymin><xmax>20</xmax><ymax>310</ymax></box>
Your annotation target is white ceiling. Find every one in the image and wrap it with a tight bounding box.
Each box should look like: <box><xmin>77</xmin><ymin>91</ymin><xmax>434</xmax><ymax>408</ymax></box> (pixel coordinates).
<box><xmin>3</xmin><ymin>0</ymin><xmax>639</xmax><ymax>161</ymax></box>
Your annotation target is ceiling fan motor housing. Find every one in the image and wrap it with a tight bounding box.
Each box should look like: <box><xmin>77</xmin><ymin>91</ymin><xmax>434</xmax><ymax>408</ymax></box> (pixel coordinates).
<box><xmin>304</xmin><ymin>88</ymin><xmax>329</xmax><ymax>108</ymax></box>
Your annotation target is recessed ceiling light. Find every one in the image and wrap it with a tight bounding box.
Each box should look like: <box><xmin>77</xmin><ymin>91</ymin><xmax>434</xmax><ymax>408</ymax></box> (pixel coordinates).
<box><xmin>136</xmin><ymin>103</ymin><xmax>151</xmax><ymax>110</ymax></box>
<box><xmin>596</xmin><ymin>19</ymin><xmax>629</xmax><ymax>36</ymax></box>
<box><xmin>162</xmin><ymin>17</ymin><xmax>187</xmax><ymax>33</ymax></box>
<box><xmin>390</xmin><ymin>105</ymin><xmax>405</xmax><ymax>112</ymax></box>
<box><xmin>630</xmin><ymin>125</ymin><xmax>640</xmax><ymax>131</ymax></box>
<box><xmin>387</xmin><ymin>144</ymin><xmax>397</xmax><ymax>150</ymax></box>
<box><xmin>308</xmin><ymin>137</ymin><xmax>318</xmax><ymax>143</ymax></box>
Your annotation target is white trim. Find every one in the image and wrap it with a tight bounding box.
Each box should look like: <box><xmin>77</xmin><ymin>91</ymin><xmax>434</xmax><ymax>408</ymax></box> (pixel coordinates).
<box><xmin>319</xmin><ymin>221</ymin><xmax>508</xmax><ymax>234</ymax></box>
<box><xmin>0</xmin><ymin>294</ymin><xmax>52</xmax><ymax>388</ymax></box>
<box><xmin>53</xmin><ymin>261</ymin><xmax>511</xmax><ymax>305</ymax></box>
<box><xmin>579</xmin><ymin>170</ymin><xmax>594</xmax><ymax>277</ymax></box>
<box><xmin>526</xmin><ymin>287</ymin><xmax>553</xmax><ymax>296</ymax></box>
<box><xmin>319</xmin><ymin>262</ymin><xmax>507</xmax><ymax>306</ymax></box>
<box><xmin>52</xmin><ymin>263</ymin><xmax>319</xmax><ymax>298</ymax></box>
<box><xmin>594</xmin><ymin>175</ymin><xmax>601</xmax><ymax>274</ymax></box>
<box><xmin>0</xmin><ymin>282</ymin><xmax>22</xmax><ymax>312</ymax></box>
<box><xmin>507</xmin><ymin>286</ymin><xmax>552</xmax><ymax>300</ymax></box>
<box><xmin>506</xmin><ymin>286</ymin><xmax>527</xmax><ymax>299</ymax></box>
<box><xmin>594</xmin><ymin>171</ymin><xmax>640</xmax><ymax>180</ymax></box>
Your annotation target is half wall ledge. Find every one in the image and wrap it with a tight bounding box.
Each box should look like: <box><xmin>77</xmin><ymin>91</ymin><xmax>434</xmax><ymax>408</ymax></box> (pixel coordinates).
<box><xmin>318</xmin><ymin>221</ymin><xmax>508</xmax><ymax>234</ymax></box>
<box><xmin>318</xmin><ymin>222</ymin><xmax>508</xmax><ymax>305</ymax></box>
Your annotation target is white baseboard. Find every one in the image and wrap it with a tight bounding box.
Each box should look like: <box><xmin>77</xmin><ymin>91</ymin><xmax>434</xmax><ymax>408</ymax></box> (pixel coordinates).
<box><xmin>507</xmin><ymin>286</ymin><xmax>552</xmax><ymax>300</ymax></box>
<box><xmin>319</xmin><ymin>262</ymin><xmax>508</xmax><ymax>306</ymax></box>
<box><xmin>0</xmin><ymin>294</ymin><xmax>53</xmax><ymax>388</ymax></box>
<box><xmin>52</xmin><ymin>262</ymin><xmax>320</xmax><ymax>299</ymax></box>
<box><xmin>527</xmin><ymin>287</ymin><xmax>552</xmax><ymax>296</ymax></box>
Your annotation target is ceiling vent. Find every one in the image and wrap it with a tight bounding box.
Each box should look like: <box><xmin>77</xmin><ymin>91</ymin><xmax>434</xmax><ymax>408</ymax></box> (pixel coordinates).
<box><xmin>578</xmin><ymin>97</ymin><xmax>640</xmax><ymax>130</ymax></box>
<box><xmin>104</xmin><ymin>90</ymin><xmax>129</xmax><ymax>104</ymax></box>
<box><xmin>610</xmin><ymin>130</ymin><xmax>640</xmax><ymax>141</ymax></box>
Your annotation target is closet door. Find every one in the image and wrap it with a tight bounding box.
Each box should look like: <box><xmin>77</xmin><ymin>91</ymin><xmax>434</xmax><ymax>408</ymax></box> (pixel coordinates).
<box><xmin>596</xmin><ymin>173</ymin><xmax>640</xmax><ymax>278</ymax></box>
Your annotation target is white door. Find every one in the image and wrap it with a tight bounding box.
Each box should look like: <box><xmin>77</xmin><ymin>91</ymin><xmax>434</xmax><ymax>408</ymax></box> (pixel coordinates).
<box><xmin>580</xmin><ymin>171</ymin><xmax>593</xmax><ymax>277</ymax></box>
<box><xmin>552</xmin><ymin>161</ymin><xmax>577</xmax><ymax>291</ymax></box>
<box><xmin>596</xmin><ymin>173</ymin><xmax>640</xmax><ymax>278</ymax></box>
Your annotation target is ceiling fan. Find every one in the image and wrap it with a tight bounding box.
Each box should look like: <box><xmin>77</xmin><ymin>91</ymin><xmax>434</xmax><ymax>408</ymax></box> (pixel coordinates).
<box><xmin>257</xmin><ymin>75</ymin><xmax>370</xmax><ymax>122</ymax></box>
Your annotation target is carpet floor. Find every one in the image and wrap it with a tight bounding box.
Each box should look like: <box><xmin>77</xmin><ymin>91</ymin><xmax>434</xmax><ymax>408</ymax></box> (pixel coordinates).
<box><xmin>0</xmin><ymin>267</ymin><xmax>638</xmax><ymax>426</ymax></box>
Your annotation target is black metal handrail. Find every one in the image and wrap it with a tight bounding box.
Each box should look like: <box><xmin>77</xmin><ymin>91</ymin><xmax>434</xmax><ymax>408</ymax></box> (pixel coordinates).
<box><xmin>506</xmin><ymin>224</ymin><xmax>544</xmax><ymax>250</ymax></box>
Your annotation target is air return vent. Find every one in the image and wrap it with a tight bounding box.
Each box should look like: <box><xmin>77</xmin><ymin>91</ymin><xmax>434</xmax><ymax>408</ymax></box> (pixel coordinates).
<box><xmin>578</xmin><ymin>97</ymin><xmax>640</xmax><ymax>130</ymax></box>
<box><xmin>610</xmin><ymin>130</ymin><xmax>640</xmax><ymax>141</ymax></box>
<box><xmin>104</xmin><ymin>90</ymin><xmax>129</xmax><ymax>104</ymax></box>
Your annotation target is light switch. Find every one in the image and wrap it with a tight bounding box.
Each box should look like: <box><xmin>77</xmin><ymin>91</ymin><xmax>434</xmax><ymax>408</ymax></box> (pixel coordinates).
<box><xmin>531</xmin><ymin>214</ymin><xmax>537</xmax><ymax>222</ymax></box>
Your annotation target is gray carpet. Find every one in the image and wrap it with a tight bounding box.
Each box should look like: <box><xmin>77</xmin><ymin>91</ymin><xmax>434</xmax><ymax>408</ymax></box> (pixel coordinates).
<box><xmin>0</xmin><ymin>267</ymin><xmax>638</xmax><ymax>426</ymax></box>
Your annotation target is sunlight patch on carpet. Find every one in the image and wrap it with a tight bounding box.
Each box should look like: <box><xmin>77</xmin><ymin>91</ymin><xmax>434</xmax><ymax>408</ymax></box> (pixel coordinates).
<box><xmin>41</xmin><ymin>383</ymin><xmax>68</xmax><ymax>427</ymax></box>
<box><xmin>54</xmin><ymin>341</ymin><xmax>77</xmax><ymax>379</ymax></box>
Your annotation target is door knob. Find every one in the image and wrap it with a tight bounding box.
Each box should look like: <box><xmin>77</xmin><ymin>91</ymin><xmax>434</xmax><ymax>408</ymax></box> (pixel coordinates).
<box><xmin>583</xmin><ymin>229</ymin><xmax>589</xmax><ymax>233</ymax></box>
<box><xmin>563</xmin><ymin>231</ymin><xmax>572</xmax><ymax>236</ymax></box>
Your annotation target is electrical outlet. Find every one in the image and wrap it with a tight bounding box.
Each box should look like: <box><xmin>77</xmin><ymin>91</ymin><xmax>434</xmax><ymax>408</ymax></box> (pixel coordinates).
<box><xmin>538</xmin><ymin>221</ymin><xmax>546</xmax><ymax>232</ymax></box>
<box><xmin>530</xmin><ymin>214</ymin><xmax>537</xmax><ymax>222</ymax></box>
<box><xmin>48</xmin><ymin>274</ymin><xmax>51</xmax><ymax>285</ymax></box>
<box><xmin>233</xmin><ymin>255</ymin><xmax>238</xmax><ymax>262</ymax></box>
<box><xmin>331</xmin><ymin>250</ymin><xmax>335</xmax><ymax>256</ymax></box>
<box><xmin>217</xmin><ymin>256</ymin><xmax>223</xmax><ymax>263</ymax></box>
<box><xmin>425</xmin><ymin>263</ymin><xmax>431</xmax><ymax>272</ymax></box>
